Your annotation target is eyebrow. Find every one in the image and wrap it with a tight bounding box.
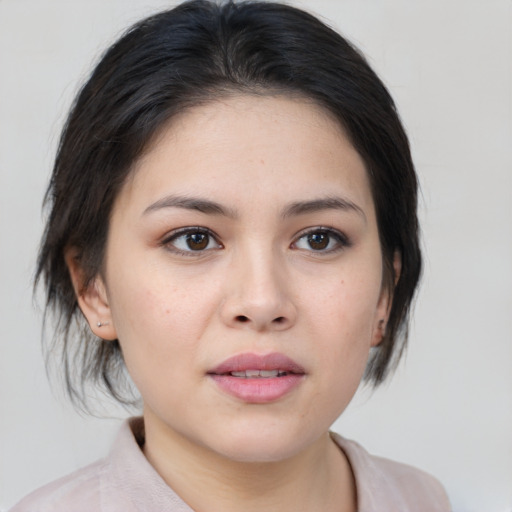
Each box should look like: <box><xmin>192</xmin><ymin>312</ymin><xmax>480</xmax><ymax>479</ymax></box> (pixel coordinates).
<box><xmin>282</xmin><ymin>197</ymin><xmax>366</xmax><ymax>222</ymax></box>
<box><xmin>143</xmin><ymin>194</ymin><xmax>365</xmax><ymax>222</ymax></box>
<box><xmin>143</xmin><ymin>195</ymin><xmax>238</xmax><ymax>218</ymax></box>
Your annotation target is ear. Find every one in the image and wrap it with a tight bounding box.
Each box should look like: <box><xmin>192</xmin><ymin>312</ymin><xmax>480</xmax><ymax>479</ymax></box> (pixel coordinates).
<box><xmin>370</xmin><ymin>251</ymin><xmax>402</xmax><ymax>347</ymax></box>
<box><xmin>64</xmin><ymin>248</ymin><xmax>117</xmax><ymax>341</ymax></box>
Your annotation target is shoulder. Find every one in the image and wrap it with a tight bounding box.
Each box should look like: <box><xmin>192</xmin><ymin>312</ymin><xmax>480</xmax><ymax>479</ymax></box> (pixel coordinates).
<box><xmin>8</xmin><ymin>418</ymin><xmax>183</xmax><ymax>512</ymax></box>
<box><xmin>331</xmin><ymin>433</ymin><xmax>452</xmax><ymax>512</ymax></box>
<box><xmin>9</xmin><ymin>420</ymin><xmax>140</xmax><ymax>512</ymax></box>
<box><xmin>9</xmin><ymin>459</ymin><xmax>107</xmax><ymax>512</ymax></box>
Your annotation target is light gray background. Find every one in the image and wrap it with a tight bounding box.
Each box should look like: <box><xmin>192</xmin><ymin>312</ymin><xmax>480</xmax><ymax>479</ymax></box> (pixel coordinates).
<box><xmin>1</xmin><ymin>1</ymin><xmax>511</xmax><ymax>510</ymax></box>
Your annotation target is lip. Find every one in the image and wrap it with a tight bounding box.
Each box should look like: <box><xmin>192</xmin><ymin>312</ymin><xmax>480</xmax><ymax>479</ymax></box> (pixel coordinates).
<box><xmin>208</xmin><ymin>352</ymin><xmax>306</xmax><ymax>404</ymax></box>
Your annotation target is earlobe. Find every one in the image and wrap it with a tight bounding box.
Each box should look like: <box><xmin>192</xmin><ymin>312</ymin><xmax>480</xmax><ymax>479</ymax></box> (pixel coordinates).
<box><xmin>370</xmin><ymin>317</ymin><xmax>387</xmax><ymax>347</ymax></box>
<box><xmin>393</xmin><ymin>250</ymin><xmax>402</xmax><ymax>286</ymax></box>
<box><xmin>64</xmin><ymin>248</ymin><xmax>117</xmax><ymax>340</ymax></box>
<box><xmin>371</xmin><ymin>250</ymin><xmax>402</xmax><ymax>347</ymax></box>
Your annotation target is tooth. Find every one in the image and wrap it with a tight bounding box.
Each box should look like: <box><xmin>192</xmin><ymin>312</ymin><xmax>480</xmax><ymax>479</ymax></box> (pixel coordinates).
<box><xmin>260</xmin><ymin>370</ymin><xmax>279</xmax><ymax>378</ymax></box>
<box><xmin>229</xmin><ymin>369</ymin><xmax>285</xmax><ymax>378</ymax></box>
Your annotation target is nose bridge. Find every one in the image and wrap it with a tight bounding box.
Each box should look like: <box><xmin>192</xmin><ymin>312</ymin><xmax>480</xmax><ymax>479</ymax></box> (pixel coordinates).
<box><xmin>222</xmin><ymin>238</ymin><xmax>296</xmax><ymax>331</ymax></box>
<box><xmin>242</xmin><ymin>243</ymin><xmax>283</xmax><ymax>300</ymax></box>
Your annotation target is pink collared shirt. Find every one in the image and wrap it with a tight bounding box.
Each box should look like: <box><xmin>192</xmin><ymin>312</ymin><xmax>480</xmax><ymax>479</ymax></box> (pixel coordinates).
<box><xmin>10</xmin><ymin>417</ymin><xmax>451</xmax><ymax>511</ymax></box>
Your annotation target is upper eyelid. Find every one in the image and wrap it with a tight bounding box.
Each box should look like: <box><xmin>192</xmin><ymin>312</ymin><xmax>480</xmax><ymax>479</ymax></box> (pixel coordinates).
<box><xmin>293</xmin><ymin>226</ymin><xmax>348</xmax><ymax>240</ymax></box>
<box><xmin>292</xmin><ymin>226</ymin><xmax>351</xmax><ymax>250</ymax></box>
<box><xmin>161</xmin><ymin>226</ymin><xmax>219</xmax><ymax>243</ymax></box>
<box><xmin>160</xmin><ymin>227</ymin><xmax>223</xmax><ymax>256</ymax></box>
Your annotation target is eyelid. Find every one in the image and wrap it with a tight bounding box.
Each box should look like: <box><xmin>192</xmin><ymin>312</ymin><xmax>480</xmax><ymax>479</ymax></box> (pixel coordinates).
<box><xmin>160</xmin><ymin>226</ymin><xmax>222</xmax><ymax>256</ymax></box>
<box><xmin>291</xmin><ymin>226</ymin><xmax>351</xmax><ymax>252</ymax></box>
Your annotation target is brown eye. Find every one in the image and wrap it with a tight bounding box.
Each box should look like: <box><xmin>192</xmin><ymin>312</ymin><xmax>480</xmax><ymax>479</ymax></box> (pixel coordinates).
<box><xmin>307</xmin><ymin>232</ymin><xmax>329</xmax><ymax>250</ymax></box>
<box><xmin>186</xmin><ymin>232</ymin><xmax>209</xmax><ymax>250</ymax></box>
<box><xmin>164</xmin><ymin>228</ymin><xmax>221</xmax><ymax>254</ymax></box>
<box><xmin>293</xmin><ymin>228</ymin><xmax>349</xmax><ymax>253</ymax></box>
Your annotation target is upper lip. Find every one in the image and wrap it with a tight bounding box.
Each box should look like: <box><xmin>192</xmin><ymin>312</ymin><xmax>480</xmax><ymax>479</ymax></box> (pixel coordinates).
<box><xmin>209</xmin><ymin>352</ymin><xmax>306</xmax><ymax>375</ymax></box>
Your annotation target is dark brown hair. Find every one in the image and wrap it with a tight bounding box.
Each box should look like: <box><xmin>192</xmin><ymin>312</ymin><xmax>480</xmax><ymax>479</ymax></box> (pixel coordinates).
<box><xmin>36</xmin><ymin>0</ymin><xmax>421</xmax><ymax>410</ymax></box>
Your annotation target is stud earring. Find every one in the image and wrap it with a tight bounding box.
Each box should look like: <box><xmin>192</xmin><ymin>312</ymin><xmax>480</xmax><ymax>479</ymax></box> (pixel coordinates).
<box><xmin>97</xmin><ymin>321</ymin><xmax>110</xmax><ymax>327</ymax></box>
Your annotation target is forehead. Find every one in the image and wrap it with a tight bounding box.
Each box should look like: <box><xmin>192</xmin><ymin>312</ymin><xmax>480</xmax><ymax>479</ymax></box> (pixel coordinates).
<box><xmin>116</xmin><ymin>94</ymin><xmax>374</xmax><ymax>216</ymax></box>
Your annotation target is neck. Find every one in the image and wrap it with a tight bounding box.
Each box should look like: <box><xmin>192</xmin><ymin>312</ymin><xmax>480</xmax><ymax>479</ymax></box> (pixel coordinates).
<box><xmin>141</xmin><ymin>414</ymin><xmax>356</xmax><ymax>512</ymax></box>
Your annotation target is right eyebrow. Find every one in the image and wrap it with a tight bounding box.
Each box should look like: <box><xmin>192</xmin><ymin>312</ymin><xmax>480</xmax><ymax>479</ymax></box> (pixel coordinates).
<box><xmin>282</xmin><ymin>196</ymin><xmax>367</xmax><ymax>223</ymax></box>
<box><xmin>142</xmin><ymin>194</ymin><xmax>238</xmax><ymax>218</ymax></box>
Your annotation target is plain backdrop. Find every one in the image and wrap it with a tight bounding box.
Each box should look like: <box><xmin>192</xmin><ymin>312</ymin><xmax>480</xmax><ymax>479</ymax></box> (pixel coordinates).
<box><xmin>1</xmin><ymin>1</ymin><xmax>511</xmax><ymax>511</ymax></box>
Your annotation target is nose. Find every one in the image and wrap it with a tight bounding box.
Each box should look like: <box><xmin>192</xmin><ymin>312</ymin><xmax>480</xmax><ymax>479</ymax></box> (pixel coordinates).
<box><xmin>220</xmin><ymin>248</ymin><xmax>297</xmax><ymax>332</ymax></box>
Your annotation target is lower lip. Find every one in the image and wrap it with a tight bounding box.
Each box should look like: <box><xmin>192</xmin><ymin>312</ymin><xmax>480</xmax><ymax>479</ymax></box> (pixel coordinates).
<box><xmin>209</xmin><ymin>374</ymin><xmax>304</xmax><ymax>403</ymax></box>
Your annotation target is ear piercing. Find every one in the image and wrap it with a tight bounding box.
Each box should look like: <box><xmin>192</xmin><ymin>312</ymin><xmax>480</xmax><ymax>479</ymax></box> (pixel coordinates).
<box><xmin>97</xmin><ymin>321</ymin><xmax>110</xmax><ymax>327</ymax></box>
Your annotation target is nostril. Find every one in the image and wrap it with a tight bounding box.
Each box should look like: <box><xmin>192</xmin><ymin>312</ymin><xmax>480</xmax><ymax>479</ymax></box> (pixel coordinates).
<box><xmin>235</xmin><ymin>315</ymin><xmax>250</xmax><ymax>323</ymax></box>
<box><xmin>273</xmin><ymin>317</ymin><xmax>285</xmax><ymax>323</ymax></box>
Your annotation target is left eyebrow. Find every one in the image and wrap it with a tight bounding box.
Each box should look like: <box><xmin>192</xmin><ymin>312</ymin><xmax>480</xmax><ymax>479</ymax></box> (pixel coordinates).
<box><xmin>142</xmin><ymin>194</ymin><xmax>238</xmax><ymax>218</ymax></box>
<box><xmin>282</xmin><ymin>196</ymin><xmax>367</xmax><ymax>222</ymax></box>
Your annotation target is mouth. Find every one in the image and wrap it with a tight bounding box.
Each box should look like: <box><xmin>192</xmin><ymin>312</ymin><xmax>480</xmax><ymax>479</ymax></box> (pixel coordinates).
<box><xmin>208</xmin><ymin>353</ymin><xmax>306</xmax><ymax>403</ymax></box>
<box><xmin>228</xmin><ymin>369</ymin><xmax>291</xmax><ymax>378</ymax></box>
<box><xmin>209</xmin><ymin>352</ymin><xmax>305</xmax><ymax>375</ymax></box>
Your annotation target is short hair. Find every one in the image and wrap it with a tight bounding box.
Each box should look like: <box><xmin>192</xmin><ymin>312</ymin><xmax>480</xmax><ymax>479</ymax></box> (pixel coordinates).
<box><xmin>36</xmin><ymin>0</ymin><xmax>421</xmax><ymax>410</ymax></box>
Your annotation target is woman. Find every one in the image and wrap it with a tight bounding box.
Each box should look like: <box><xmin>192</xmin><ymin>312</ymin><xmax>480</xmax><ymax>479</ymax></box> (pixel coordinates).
<box><xmin>11</xmin><ymin>1</ymin><xmax>451</xmax><ymax>510</ymax></box>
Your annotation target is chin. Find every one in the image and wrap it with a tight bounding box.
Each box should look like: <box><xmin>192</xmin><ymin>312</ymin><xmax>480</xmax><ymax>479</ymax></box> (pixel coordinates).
<box><xmin>217</xmin><ymin>441</ymin><xmax>303</xmax><ymax>464</ymax></box>
<box><xmin>206</xmin><ymin>421</ymin><xmax>320</xmax><ymax>463</ymax></box>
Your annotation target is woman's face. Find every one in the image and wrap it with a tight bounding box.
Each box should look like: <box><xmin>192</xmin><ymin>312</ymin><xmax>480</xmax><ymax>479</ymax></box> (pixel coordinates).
<box><xmin>87</xmin><ymin>95</ymin><xmax>390</xmax><ymax>462</ymax></box>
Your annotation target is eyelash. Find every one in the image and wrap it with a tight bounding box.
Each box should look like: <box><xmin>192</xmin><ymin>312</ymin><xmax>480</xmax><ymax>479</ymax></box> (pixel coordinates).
<box><xmin>161</xmin><ymin>227</ymin><xmax>222</xmax><ymax>257</ymax></box>
<box><xmin>292</xmin><ymin>227</ymin><xmax>351</xmax><ymax>254</ymax></box>
<box><xmin>160</xmin><ymin>226</ymin><xmax>350</xmax><ymax>256</ymax></box>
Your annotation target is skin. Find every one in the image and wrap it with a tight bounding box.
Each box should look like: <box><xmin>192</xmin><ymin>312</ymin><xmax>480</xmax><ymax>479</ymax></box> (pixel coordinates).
<box><xmin>68</xmin><ymin>95</ymin><xmax>394</xmax><ymax>512</ymax></box>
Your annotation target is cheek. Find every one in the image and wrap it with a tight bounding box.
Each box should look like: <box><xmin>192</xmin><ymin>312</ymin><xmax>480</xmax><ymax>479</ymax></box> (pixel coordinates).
<box><xmin>306</xmin><ymin>271</ymin><xmax>382</xmax><ymax>378</ymax></box>
<box><xmin>107</xmin><ymin>282</ymin><xmax>199</xmax><ymax>399</ymax></box>
<box><xmin>297</xmin><ymin>281</ymin><xmax>379</xmax><ymax>429</ymax></box>
<box><xmin>313</xmin><ymin>273</ymin><xmax>381</xmax><ymax>334</ymax></box>
<box><xmin>107</xmin><ymin>264</ymin><xmax>222</xmax><ymax>365</ymax></box>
